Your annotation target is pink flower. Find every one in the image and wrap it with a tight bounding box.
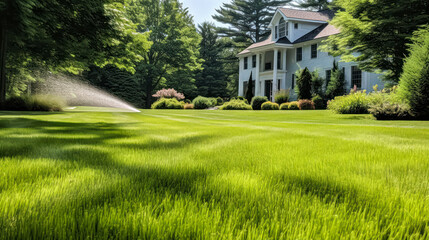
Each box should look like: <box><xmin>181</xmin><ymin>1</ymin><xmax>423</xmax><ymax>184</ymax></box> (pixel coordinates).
<box><xmin>152</xmin><ymin>88</ymin><xmax>185</xmax><ymax>100</ymax></box>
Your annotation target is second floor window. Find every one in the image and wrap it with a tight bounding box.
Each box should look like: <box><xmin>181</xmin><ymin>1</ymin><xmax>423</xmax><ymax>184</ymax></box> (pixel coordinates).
<box><xmin>351</xmin><ymin>66</ymin><xmax>362</xmax><ymax>88</ymax></box>
<box><xmin>277</xmin><ymin>52</ymin><xmax>281</xmax><ymax>69</ymax></box>
<box><xmin>296</xmin><ymin>47</ymin><xmax>302</xmax><ymax>62</ymax></box>
<box><xmin>244</xmin><ymin>57</ymin><xmax>248</xmax><ymax>69</ymax></box>
<box><xmin>311</xmin><ymin>44</ymin><xmax>318</xmax><ymax>58</ymax></box>
<box><xmin>286</xmin><ymin>22</ymin><xmax>289</xmax><ymax>36</ymax></box>
<box><xmin>295</xmin><ymin>23</ymin><xmax>299</xmax><ymax>29</ymax></box>
<box><xmin>252</xmin><ymin>55</ymin><xmax>257</xmax><ymax>68</ymax></box>
<box><xmin>279</xmin><ymin>19</ymin><xmax>286</xmax><ymax>38</ymax></box>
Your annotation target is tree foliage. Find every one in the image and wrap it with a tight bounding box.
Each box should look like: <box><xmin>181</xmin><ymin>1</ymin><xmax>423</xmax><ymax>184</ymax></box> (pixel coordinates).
<box><xmin>399</xmin><ymin>25</ymin><xmax>429</xmax><ymax>119</ymax></box>
<box><xmin>127</xmin><ymin>0</ymin><xmax>202</xmax><ymax>108</ymax></box>
<box><xmin>323</xmin><ymin>0</ymin><xmax>429</xmax><ymax>83</ymax></box>
<box><xmin>195</xmin><ymin>22</ymin><xmax>228</xmax><ymax>98</ymax></box>
<box><xmin>213</xmin><ymin>0</ymin><xmax>291</xmax><ymax>46</ymax></box>
<box><xmin>293</xmin><ymin>0</ymin><xmax>331</xmax><ymax>11</ymax></box>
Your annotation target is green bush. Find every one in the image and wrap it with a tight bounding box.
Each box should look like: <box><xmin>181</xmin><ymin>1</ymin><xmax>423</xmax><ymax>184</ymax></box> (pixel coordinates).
<box><xmin>251</xmin><ymin>96</ymin><xmax>269</xmax><ymax>110</ymax></box>
<box><xmin>192</xmin><ymin>96</ymin><xmax>216</xmax><ymax>109</ymax></box>
<box><xmin>261</xmin><ymin>101</ymin><xmax>279</xmax><ymax>110</ymax></box>
<box><xmin>152</xmin><ymin>98</ymin><xmax>184</xmax><ymax>109</ymax></box>
<box><xmin>220</xmin><ymin>100</ymin><xmax>252</xmax><ymax>110</ymax></box>
<box><xmin>298</xmin><ymin>99</ymin><xmax>315</xmax><ymax>110</ymax></box>
<box><xmin>369</xmin><ymin>102</ymin><xmax>413</xmax><ymax>120</ymax></box>
<box><xmin>328</xmin><ymin>91</ymin><xmax>370</xmax><ymax>114</ymax></box>
<box><xmin>288</xmin><ymin>101</ymin><xmax>299</xmax><ymax>110</ymax></box>
<box><xmin>312</xmin><ymin>95</ymin><xmax>325</xmax><ymax>109</ymax></box>
<box><xmin>216</xmin><ymin>97</ymin><xmax>224</xmax><ymax>106</ymax></box>
<box><xmin>1</xmin><ymin>95</ymin><xmax>65</xmax><ymax>111</ymax></box>
<box><xmin>398</xmin><ymin>25</ymin><xmax>429</xmax><ymax>119</ymax></box>
<box><xmin>280</xmin><ymin>102</ymin><xmax>289</xmax><ymax>110</ymax></box>
<box><xmin>274</xmin><ymin>89</ymin><xmax>290</xmax><ymax>105</ymax></box>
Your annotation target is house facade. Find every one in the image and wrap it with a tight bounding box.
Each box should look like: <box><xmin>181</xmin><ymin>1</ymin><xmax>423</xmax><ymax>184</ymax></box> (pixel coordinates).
<box><xmin>237</xmin><ymin>8</ymin><xmax>384</xmax><ymax>101</ymax></box>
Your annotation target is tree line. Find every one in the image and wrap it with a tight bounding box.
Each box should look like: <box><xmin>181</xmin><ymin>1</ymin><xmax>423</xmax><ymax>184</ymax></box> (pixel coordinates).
<box><xmin>1</xmin><ymin>0</ymin><xmax>428</xmax><ymax>108</ymax></box>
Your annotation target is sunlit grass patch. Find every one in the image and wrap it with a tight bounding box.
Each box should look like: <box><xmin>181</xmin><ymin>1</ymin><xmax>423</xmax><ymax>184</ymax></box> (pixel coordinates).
<box><xmin>0</xmin><ymin>108</ymin><xmax>428</xmax><ymax>239</ymax></box>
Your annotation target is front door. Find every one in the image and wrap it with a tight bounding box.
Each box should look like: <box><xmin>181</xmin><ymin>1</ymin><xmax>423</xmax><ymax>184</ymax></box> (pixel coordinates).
<box><xmin>265</xmin><ymin>80</ymin><xmax>273</xmax><ymax>100</ymax></box>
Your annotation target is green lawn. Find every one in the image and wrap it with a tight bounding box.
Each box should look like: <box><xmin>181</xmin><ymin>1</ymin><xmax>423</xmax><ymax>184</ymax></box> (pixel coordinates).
<box><xmin>1</xmin><ymin>108</ymin><xmax>428</xmax><ymax>239</ymax></box>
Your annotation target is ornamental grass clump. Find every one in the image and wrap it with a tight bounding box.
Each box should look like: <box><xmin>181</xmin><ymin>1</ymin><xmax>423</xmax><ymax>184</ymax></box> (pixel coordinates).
<box><xmin>274</xmin><ymin>89</ymin><xmax>290</xmax><ymax>105</ymax></box>
<box><xmin>152</xmin><ymin>88</ymin><xmax>185</xmax><ymax>100</ymax></box>
<box><xmin>184</xmin><ymin>103</ymin><xmax>194</xmax><ymax>109</ymax></box>
<box><xmin>151</xmin><ymin>98</ymin><xmax>184</xmax><ymax>109</ymax></box>
<box><xmin>298</xmin><ymin>99</ymin><xmax>315</xmax><ymax>110</ymax></box>
<box><xmin>251</xmin><ymin>96</ymin><xmax>269</xmax><ymax>110</ymax></box>
<box><xmin>220</xmin><ymin>100</ymin><xmax>252</xmax><ymax>110</ymax></box>
<box><xmin>328</xmin><ymin>91</ymin><xmax>370</xmax><ymax>114</ymax></box>
<box><xmin>261</xmin><ymin>101</ymin><xmax>279</xmax><ymax>110</ymax></box>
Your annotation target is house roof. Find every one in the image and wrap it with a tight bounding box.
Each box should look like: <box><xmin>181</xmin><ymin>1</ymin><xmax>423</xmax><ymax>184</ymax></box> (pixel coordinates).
<box><xmin>238</xmin><ymin>8</ymin><xmax>338</xmax><ymax>55</ymax></box>
<box><xmin>279</xmin><ymin>8</ymin><xmax>334</xmax><ymax>22</ymax></box>
<box><xmin>294</xmin><ymin>23</ymin><xmax>340</xmax><ymax>43</ymax></box>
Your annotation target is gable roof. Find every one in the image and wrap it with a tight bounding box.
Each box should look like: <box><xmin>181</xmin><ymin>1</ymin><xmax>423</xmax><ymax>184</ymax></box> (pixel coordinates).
<box><xmin>238</xmin><ymin>8</ymin><xmax>338</xmax><ymax>55</ymax></box>
<box><xmin>279</xmin><ymin>8</ymin><xmax>334</xmax><ymax>22</ymax></box>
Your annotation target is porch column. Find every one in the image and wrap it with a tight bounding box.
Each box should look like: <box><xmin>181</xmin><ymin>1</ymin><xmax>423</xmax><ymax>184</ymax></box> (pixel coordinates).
<box><xmin>273</xmin><ymin>48</ymin><xmax>278</xmax><ymax>101</ymax></box>
<box><xmin>282</xmin><ymin>49</ymin><xmax>287</xmax><ymax>89</ymax></box>
<box><xmin>255</xmin><ymin>53</ymin><xmax>260</xmax><ymax>96</ymax></box>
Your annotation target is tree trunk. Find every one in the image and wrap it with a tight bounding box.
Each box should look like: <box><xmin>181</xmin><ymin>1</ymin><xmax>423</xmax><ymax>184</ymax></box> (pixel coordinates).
<box><xmin>0</xmin><ymin>15</ymin><xmax>7</xmax><ymax>103</ymax></box>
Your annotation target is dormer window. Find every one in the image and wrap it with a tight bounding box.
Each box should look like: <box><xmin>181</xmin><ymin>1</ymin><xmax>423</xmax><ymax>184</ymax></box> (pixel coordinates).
<box><xmin>275</xmin><ymin>26</ymin><xmax>278</xmax><ymax>39</ymax></box>
<box><xmin>294</xmin><ymin>23</ymin><xmax>299</xmax><ymax>29</ymax></box>
<box><xmin>279</xmin><ymin>19</ymin><xmax>286</xmax><ymax>38</ymax></box>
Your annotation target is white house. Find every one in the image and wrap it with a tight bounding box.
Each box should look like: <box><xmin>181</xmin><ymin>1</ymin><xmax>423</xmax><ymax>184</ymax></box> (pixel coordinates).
<box><xmin>237</xmin><ymin>8</ymin><xmax>384</xmax><ymax>101</ymax></box>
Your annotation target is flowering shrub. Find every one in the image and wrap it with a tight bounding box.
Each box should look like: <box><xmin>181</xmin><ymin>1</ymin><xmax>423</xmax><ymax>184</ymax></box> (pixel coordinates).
<box><xmin>152</xmin><ymin>88</ymin><xmax>185</xmax><ymax>100</ymax></box>
<box><xmin>261</xmin><ymin>101</ymin><xmax>280</xmax><ymax>110</ymax></box>
<box><xmin>298</xmin><ymin>99</ymin><xmax>315</xmax><ymax>110</ymax></box>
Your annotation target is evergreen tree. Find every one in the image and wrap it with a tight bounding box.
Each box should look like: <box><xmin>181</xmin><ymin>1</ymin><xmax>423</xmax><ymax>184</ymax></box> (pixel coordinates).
<box><xmin>324</xmin><ymin>0</ymin><xmax>429</xmax><ymax>83</ymax></box>
<box><xmin>127</xmin><ymin>0</ymin><xmax>202</xmax><ymax>108</ymax></box>
<box><xmin>326</xmin><ymin>62</ymin><xmax>345</xmax><ymax>99</ymax></box>
<box><xmin>293</xmin><ymin>0</ymin><xmax>331</xmax><ymax>11</ymax></box>
<box><xmin>195</xmin><ymin>22</ymin><xmax>228</xmax><ymax>98</ymax></box>
<box><xmin>213</xmin><ymin>0</ymin><xmax>291</xmax><ymax>47</ymax></box>
<box><xmin>296</xmin><ymin>67</ymin><xmax>312</xmax><ymax>100</ymax></box>
<box><xmin>245</xmin><ymin>72</ymin><xmax>254</xmax><ymax>103</ymax></box>
<box><xmin>399</xmin><ymin>25</ymin><xmax>429</xmax><ymax>119</ymax></box>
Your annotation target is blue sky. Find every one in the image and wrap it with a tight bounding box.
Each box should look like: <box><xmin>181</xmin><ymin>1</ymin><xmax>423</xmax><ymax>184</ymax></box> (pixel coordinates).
<box><xmin>182</xmin><ymin>0</ymin><xmax>294</xmax><ymax>26</ymax></box>
<box><xmin>181</xmin><ymin>0</ymin><xmax>227</xmax><ymax>26</ymax></box>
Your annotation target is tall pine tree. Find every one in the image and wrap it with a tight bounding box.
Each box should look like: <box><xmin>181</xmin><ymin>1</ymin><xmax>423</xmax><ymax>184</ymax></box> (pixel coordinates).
<box><xmin>195</xmin><ymin>22</ymin><xmax>228</xmax><ymax>98</ymax></box>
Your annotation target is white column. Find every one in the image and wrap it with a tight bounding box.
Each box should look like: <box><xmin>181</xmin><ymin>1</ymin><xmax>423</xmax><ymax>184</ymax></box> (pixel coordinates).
<box><xmin>255</xmin><ymin>53</ymin><xmax>260</xmax><ymax>96</ymax></box>
<box><xmin>273</xmin><ymin>48</ymin><xmax>278</xmax><ymax>101</ymax></box>
<box><xmin>238</xmin><ymin>58</ymin><xmax>243</xmax><ymax>96</ymax></box>
<box><xmin>283</xmin><ymin>49</ymin><xmax>287</xmax><ymax>90</ymax></box>
<box><xmin>261</xmin><ymin>52</ymin><xmax>265</xmax><ymax>72</ymax></box>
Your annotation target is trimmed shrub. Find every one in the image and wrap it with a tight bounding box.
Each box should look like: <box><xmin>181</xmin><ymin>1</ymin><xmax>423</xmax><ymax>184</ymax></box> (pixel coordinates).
<box><xmin>274</xmin><ymin>89</ymin><xmax>290</xmax><ymax>105</ymax></box>
<box><xmin>312</xmin><ymin>95</ymin><xmax>325</xmax><ymax>109</ymax></box>
<box><xmin>280</xmin><ymin>102</ymin><xmax>289</xmax><ymax>110</ymax></box>
<box><xmin>369</xmin><ymin>102</ymin><xmax>413</xmax><ymax>120</ymax></box>
<box><xmin>192</xmin><ymin>96</ymin><xmax>216</xmax><ymax>109</ymax></box>
<box><xmin>398</xmin><ymin>25</ymin><xmax>429</xmax><ymax>119</ymax></box>
<box><xmin>216</xmin><ymin>97</ymin><xmax>224</xmax><ymax>106</ymax></box>
<box><xmin>298</xmin><ymin>99</ymin><xmax>315</xmax><ymax>110</ymax></box>
<box><xmin>261</xmin><ymin>101</ymin><xmax>280</xmax><ymax>110</ymax></box>
<box><xmin>328</xmin><ymin>91</ymin><xmax>370</xmax><ymax>114</ymax></box>
<box><xmin>326</xmin><ymin>61</ymin><xmax>346</xmax><ymax>100</ymax></box>
<box><xmin>184</xmin><ymin>103</ymin><xmax>194</xmax><ymax>109</ymax></box>
<box><xmin>151</xmin><ymin>98</ymin><xmax>184</xmax><ymax>109</ymax></box>
<box><xmin>220</xmin><ymin>100</ymin><xmax>252</xmax><ymax>110</ymax></box>
<box><xmin>288</xmin><ymin>101</ymin><xmax>299</xmax><ymax>110</ymax></box>
<box><xmin>296</xmin><ymin>67</ymin><xmax>312</xmax><ymax>100</ymax></box>
<box><xmin>251</xmin><ymin>96</ymin><xmax>269</xmax><ymax>110</ymax></box>
<box><xmin>1</xmin><ymin>95</ymin><xmax>65</xmax><ymax>111</ymax></box>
